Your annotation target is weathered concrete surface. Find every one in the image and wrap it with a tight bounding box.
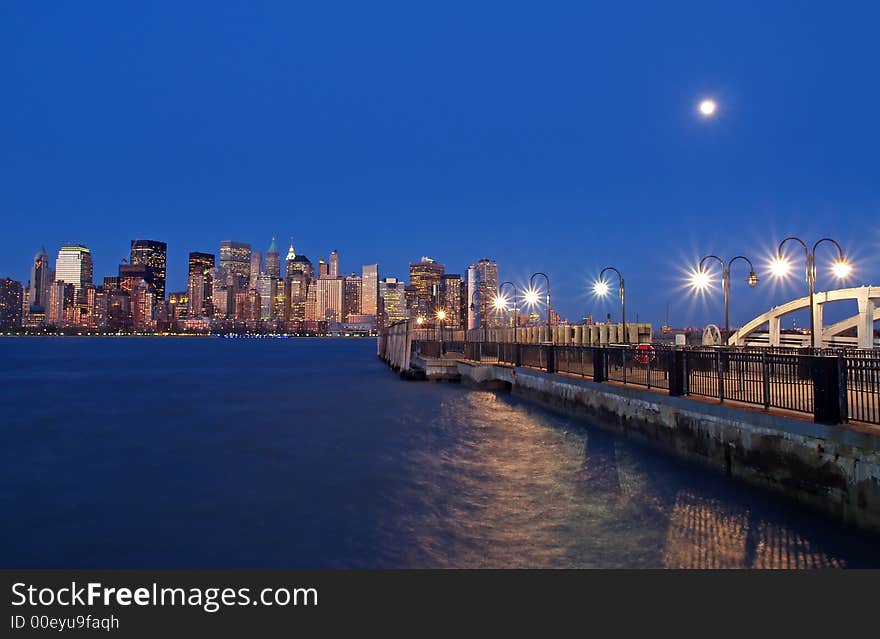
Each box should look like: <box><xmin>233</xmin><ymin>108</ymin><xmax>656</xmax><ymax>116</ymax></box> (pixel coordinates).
<box><xmin>457</xmin><ymin>361</ymin><xmax>880</xmax><ymax>533</ymax></box>
<box><xmin>411</xmin><ymin>355</ymin><xmax>462</xmax><ymax>381</ymax></box>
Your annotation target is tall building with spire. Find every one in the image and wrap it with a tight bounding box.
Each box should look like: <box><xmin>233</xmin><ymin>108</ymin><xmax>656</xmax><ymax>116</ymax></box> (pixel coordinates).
<box><xmin>28</xmin><ymin>246</ymin><xmax>53</xmax><ymax>313</ymax></box>
<box><xmin>266</xmin><ymin>237</ymin><xmax>281</xmax><ymax>278</ymax></box>
<box><xmin>329</xmin><ymin>250</ymin><xmax>339</xmax><ymax>278</ymax></box>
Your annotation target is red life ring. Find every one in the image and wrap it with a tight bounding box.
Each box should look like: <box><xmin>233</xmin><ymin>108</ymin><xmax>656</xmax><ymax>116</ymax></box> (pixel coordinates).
<box><xmin>634</xmin><ymin>343</ymin><xmax>655</xmax><ymax>364</ymax></box>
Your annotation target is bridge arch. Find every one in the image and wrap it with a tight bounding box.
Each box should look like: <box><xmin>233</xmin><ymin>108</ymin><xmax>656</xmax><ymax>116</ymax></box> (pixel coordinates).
<box><xmin>728</xmin><ymin>286</ymin><xmax>880</xmax><ymax>348</ymax></box>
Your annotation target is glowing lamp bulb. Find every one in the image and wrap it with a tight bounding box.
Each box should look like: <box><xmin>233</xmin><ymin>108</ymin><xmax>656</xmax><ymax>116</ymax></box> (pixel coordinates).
<box><xmin>770</xmin><ymin>257</ymin><xmax>791</xmax><ymax>278</ymax></box>
<box><xmin>436</xmin><ymin>310</ymin><xmax>447</xmax><ymax>321</ymax></box>
<box><xmin>690</xmin><ymin>270</ymin><xmax>711</xmax><ymax>291</ymax></box>
<box><xmin>492</xmin><ymin>295</ymin><xmax>507</xmax><ymax>311</ymax></box>
<box><xmin>524</xmin><ymin>289</ymin><xmax>540</xmax><ymax>306</ymax></box>
<box><xmin>593</xmin><ymin>281</ymin><xmax>610</xmax><ymax>297</ymax></box>
<box><xmin>832</xmin><ymin>260</ymin><xmax>852</xmax><ymax>279</ymax></box>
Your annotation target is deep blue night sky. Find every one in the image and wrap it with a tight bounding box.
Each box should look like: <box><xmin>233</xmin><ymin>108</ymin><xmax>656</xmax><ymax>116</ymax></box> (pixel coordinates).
<box><xmin>2</xmin><ymin>1</ymin><xmax>878</xmax><ymax>326</ymax></box>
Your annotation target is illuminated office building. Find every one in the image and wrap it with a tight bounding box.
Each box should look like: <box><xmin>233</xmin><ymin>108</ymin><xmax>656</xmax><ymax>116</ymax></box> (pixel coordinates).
<box><xmin>285</xmin><ymin>272</ymin><xmax>308</xmax><ymax>323</ymax></box>
<box><xmin>409</xmin><ymin>257</ymin><xmax>444</xmax><ymax>315</ymax></box>
<box><xmin>317</xmin><ymin>258</ymin><xmax>329</xmax><ymax>279</ymax></box>
<box><xmin>343</xmin><ymin>274</ymin><xmax>362</xmax><ymax>321</ymax></box>
<box><xmin>219</xmin><ymin>240</ymin><xmax>251</xmax><ymax>290</ymax></box>
<box><xmin>467</xmin><ymin>258</ymin><xmax>499</xmax><ymax>329</ymax></box>
<box><xmin>316</xmin><ymin>277</ymin><xmax>344</xmax><ymax>323</ymax></box>
<box><xmin>329</xmin><ymin>250</ymin><xmax>339</xmax><ymax>278</ymax></box>
<box><xmin>0</xmin><ymin>278</ymin><xmax>23</xmax><ymax>330</ymax></box>
<box><xmin>378</xmin><ymin>277</ymin><xmax>408</xmax><ymax>332</ymax></box>
<box><xmin>441</xmin><ymin>274</ymin><xmax>463</xmax><ymax>329</ymax></box>
<box><xmin>256</xmin><ymin>274</ymin><xmax>276</xmax><ymax>320</ymax></box>
<box><xmin>130</xmin><ymin>239</ymin><xmax>167</xmax><ymax>301</ymax></box>
<box><xmin>361</xmin><ymin>264</ymin><xmax>378</xmax><ymax>317</ymax></box>
<box><xmin>118</xmin><ymin>264</ymin><xmax>151</xmax><ymax>296</ymax></box>
<box><xmin>187</xmin><ymin>252</ymin><xmax>215</xmax><ymax>317</ymax></box>
<box><xmin>54</xmin><ymin>244</ymin><xmax>93</xmax><ymax>298</ymax></box>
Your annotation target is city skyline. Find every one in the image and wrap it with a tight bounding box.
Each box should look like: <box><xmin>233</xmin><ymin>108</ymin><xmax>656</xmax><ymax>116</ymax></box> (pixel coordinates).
<box><xmin>2</xmin><ymin>3</ymin><xmax>880</xmax><ymax>327</ymax></box>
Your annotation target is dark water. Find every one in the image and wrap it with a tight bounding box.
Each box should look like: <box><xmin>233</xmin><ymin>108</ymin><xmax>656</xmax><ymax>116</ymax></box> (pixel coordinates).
<box><xmin>1</xmin><ymin>337</ymin><xmax>878</xmax><ymax>568</ymax></box>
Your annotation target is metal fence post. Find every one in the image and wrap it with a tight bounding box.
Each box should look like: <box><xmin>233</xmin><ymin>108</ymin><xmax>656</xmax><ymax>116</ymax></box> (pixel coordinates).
<box><xmin>812</xmin><ymin>356</ymin><xmax>846</xmax><ymax>425</ymax></box>
<box><xmin>762</xmin><ymin>352</ymin><xmax>771</xmax><ymax>410</ymax></box>
<box><xmin>669</xmin><ymin>350</ymin><xmax>685</xmax><ymax>396</ymax></box>
<box><xmin>593</xmin><ymin>347</ymin><xmax>606</xmax><ymax>382</ymax></box>
<box><xmin>716</xmin><ymin>351</ymin><xmax>725</xmax><ymax>402</ymax></box>
<box><xmin>546</xmin><ymin>345</ymin><xmax>556</xmax><ymax>374</ymax></box>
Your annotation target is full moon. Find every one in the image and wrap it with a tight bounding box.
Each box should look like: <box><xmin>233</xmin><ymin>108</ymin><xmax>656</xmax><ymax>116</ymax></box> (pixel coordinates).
<box><xmin>699</xmin><ymin>99</ymin><xmax>717</xmax><ymax>117</ymax></box>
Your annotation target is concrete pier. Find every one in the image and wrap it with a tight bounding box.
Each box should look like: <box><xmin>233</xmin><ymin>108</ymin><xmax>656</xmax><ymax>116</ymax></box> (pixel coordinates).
<box><xmin>455</xmin><ymin>361</ymin><xmax>880</xmax><ymax>532</ymax></box>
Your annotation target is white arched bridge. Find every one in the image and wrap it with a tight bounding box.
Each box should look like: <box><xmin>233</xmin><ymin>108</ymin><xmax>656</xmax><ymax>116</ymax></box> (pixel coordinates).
<box><xmin>728</xmin><ymin>286</ymin><xmax>880</xmax><ymax>348</ymax></box>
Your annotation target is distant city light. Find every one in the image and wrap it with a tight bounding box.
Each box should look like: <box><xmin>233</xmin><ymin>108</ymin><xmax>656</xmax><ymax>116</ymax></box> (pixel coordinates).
<box><xmin>699</xmin><ymin>98</ymin><xmax>717</xmax><ymax>117</ymax></box>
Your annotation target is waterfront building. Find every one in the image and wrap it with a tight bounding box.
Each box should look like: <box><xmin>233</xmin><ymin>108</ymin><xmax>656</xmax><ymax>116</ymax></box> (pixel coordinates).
<box><xmin>219</xmin><ymin>240</ymin><xmax>251</xmax><ymax>290</ymax></box>
<box><xmin>441</xmin><ymin>274</ymin><xmax>463</xmax><ymax>329</ymax></box>
<box><xmin>378</xmin><ymin>277</ymin><xmax>408</xmax><ymax>332</ymax></box>
<box><xmin>304</xmin><ymin>282</ymin><xmax>318</xmax><ymax>322</ymax></box>
<box><xmin>266</xmin><ymin>237</ymin><xmax>281</xmax><ymax>279</ymax></box>
<box><xmin>329</xmin><ymin>250</ymin><xmax>339</xmax><ymax>278</ymax></box>
<box><xmin>130</xmin><ymin>240</ymin><xmax>167</xmax><ymax>301</ymax></box>
<box><xmin>343</xmin><ymin>273</ymin><xmax>362</xmax><ymax>321</ymax></box>
<box><xmin>130</xmin><ymin>279</ymin><xmax>155</xmax><ymax>331</ymax></box>
<box><xmin>103</xmin><ymin>276</ymin><xmax>119</xmax><ymax>291</ymax></box>
<box><xmin>361</xmin><ymin>264</ymin><xmax>378</xmax><ymax>317</ymax></box>
<box><xmin>409</xmin><ymin>257</ymin><xmax>444</xmax><ymax>316</ymax></box>
<box><xmin>54</xmin><ymin>244</ymin><xmax>93</xmax><ymax>298</ymax></box>
<box><xmin>0</xmin><ymin>278</ymin><xmax>23</xmax><ymax>330</ymax></box>
<box><xmin>28</xmin><ymin>246</ymin><xmax>52</xmax><ymax>314</ymax></box>
<box><xmin>106</xmin><ymin>289</ymin><xmax>130</xmax><ymax>331</ymax></box>
<box><xmin>211</xmin><ymin>266</ymin><xmax>233</xmax><ymax>318</ymax></box>
<box><xmin>317</xmin><ymin>258</ymin><xmax>329</xmax><ymax>279</ymax></box>
<box><xmin>245</xmin><ymin>289</ymin><xmax>262</xmax><ymax>322</ymax></box>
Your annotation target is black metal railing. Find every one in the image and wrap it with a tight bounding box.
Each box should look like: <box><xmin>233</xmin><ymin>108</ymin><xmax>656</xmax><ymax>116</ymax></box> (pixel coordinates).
<box><xmin>423</xmin><ymin>339</ymin><xmax>880</xmax><ymax>427</ymax></box>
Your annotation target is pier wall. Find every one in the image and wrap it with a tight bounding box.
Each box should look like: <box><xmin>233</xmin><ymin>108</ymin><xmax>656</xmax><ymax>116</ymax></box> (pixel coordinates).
<box><xmin>458</xmin><ymin>362</ymin><xmax>880</xmax><ymax>533</ymax></box>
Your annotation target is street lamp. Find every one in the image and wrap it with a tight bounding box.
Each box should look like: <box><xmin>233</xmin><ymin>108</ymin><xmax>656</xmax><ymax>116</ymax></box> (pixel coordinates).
<box><xmin>435</xmin><ymin>308</ymin><xmax>446</xmax><ymax>351</ymax></box>
<box><xmin>527</xmin><ymin>272</ymin><xmax>551</xmax><ymax>325</ymax></box>
<box><xmin>691</xmin><ymin>255</ymin><xmax>758</xmax><ymax>339</ymax></box>
<box><xmin>594</xmin><ymin>266</ymin><xmax>626</xmax><ymax>343</ymax></box>
<box><xmin>770</xmin><ymin>236</ymin><xmax>852</xmax><ymax>348</ymax></box>
<box><xmin>496</xmin><ymin>281</ymin><xmax>518</xmax><ymax>342</ymax></box>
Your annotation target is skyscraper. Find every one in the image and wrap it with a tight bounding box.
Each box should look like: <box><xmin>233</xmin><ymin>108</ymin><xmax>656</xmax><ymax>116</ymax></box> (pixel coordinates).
<box><xmin>266</xmin><ymin>237</ymin><xmax>281</xmax><ymax>279</ymax></box>
<box><xmin>249</xmin><ymin>251</ymin><xmax>263</xmax><ymax>289</ymax></box>
<box><xmin>378</xmin><ymin>277</ymin><xmax>408</xmax><ymax>331</ymax></box>
<box><xmin>118</xmin><ymin>264</ymin><xmax>151</xmax><ymax>296</ymax></box>
<box><xmin>285</xmin><ymin>240</ymin><xmax>297</xmax><ymax>278</ymax></box>
<box><xmin>409</xmin><ymin>257</ymin><xmax>444</xmax><ymax>315</ymax></box>
<box><xmin>0</xmin><ymin>278</ymin><xmax>23</xmax><ymax>330</ymax></box>
<box><xmin>28</xmin><ymin>246</ymin><xmax>52</xmax><ymax>313</ymax></box>
<box><xmin>468</xmin><ymin>258</ymin><xmax>499</xmax><ymax>328</ymax></box>
<box><xmin>219</xmin><ymin>240</ymin><xmax>251</xmax><ymax>290</ymax></box>
<box><xmin>343</xmin><ymin>274</ymin><xmax>362</xmax><ymax>321</ymax></box>
<box><xmin>329</xmin><ymin>250</ymin><xmax>339</xmax><ymax>278</ymax></box>
<box><xmin>187</xmin><ymin>252</ymin><xmax>215</xmax><ymax>317</ymax></box>
<box><xmin>441</xmin><ymin>274</ymin><xmax>463</xmax><ymax>329</ymax></box>
<box><xmin>130</xmin><ymin>240</ymin><xmax>167</xmax><ymax>301</ymax></box>
<box><xmin>54</xmin><ymin>244</ymin><xmax>93</xmax><ymax>298</ymax></box>
<box><xmin>317</xmin><ymin>258</ymin><xmax>329</xmax><ymax>279</ymax></box>
<box><xmin>316</xmin><ymin>277</ymin><xmax>344</xmax><ymax>323</ymax></box>
<box><xmin>361</xmin><ymin>264</ymin><xmax>378</xmax><ymax>317</ymax></box>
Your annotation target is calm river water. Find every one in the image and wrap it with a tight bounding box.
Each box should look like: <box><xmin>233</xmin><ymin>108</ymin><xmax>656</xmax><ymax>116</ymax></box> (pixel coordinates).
<box><xmin>1</xmin><ymin>337</ymin><xmax>877</xmax><ymax>568</ymax></box>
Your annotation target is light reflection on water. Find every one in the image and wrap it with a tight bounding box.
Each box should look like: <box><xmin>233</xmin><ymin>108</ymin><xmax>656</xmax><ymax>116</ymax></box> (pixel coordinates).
<box><xmin>0</xmin><ymin>337</ymin><xmax>876</xmax><ymax>568</ymax></box>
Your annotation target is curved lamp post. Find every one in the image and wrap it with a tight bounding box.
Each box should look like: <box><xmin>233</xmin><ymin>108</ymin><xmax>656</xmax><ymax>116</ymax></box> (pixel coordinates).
<box><xmin>770</xmin><ymin>237</ymin><xmax>851</xmax><ymax>348</ymax></box>
<box><xmin>693</xmin><ymin>254</ymin><xmax>758</xmax><ymax>338</ymax></box>
<box><xmin>594</xmin><ymin>266</ymin><xmax>626</xmax><ymax>343</ymax></box>
<box><xmin>496</xmin><ymin>281</ymin><xmax>518</xmax><ymax>342</ymax></box>
<box><xmin>527</xmin><ymin>272</ymin><xmax>551</xmax><ymax>325</ymax></box>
